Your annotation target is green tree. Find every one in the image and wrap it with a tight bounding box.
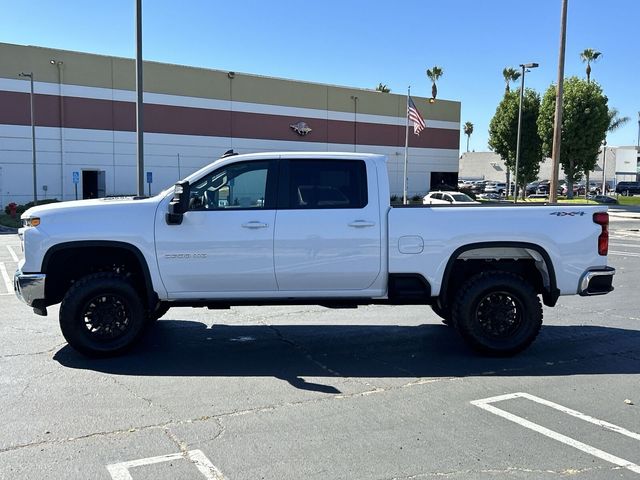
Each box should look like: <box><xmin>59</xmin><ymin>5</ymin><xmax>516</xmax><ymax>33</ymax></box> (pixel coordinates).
<box><xmin>426</xmin><ymin>66</ymin><xmax>443</xmax><ymax>101</ymax></box>
<box><xmin>502</xmin><ymin>67</ymin><xmax>521</xmax><ymax>94</ymax></box>
<box><xmin>375</xmin><ymin>83</ymin><xmax>391</xmax><ymax>93</ymax></box>
<box><xmin>538</xmin><ymin>77</ymin><xmax>609</xmax><ymax>198</ymax></box>
<box><xmin>580</xmin><ymin>49</ymin><xmax>602</xmax><ymax>83</ymax></box>
<box><xmin>463</xmin><ymin>121</ymin><xmax>474</xmax><ymax>152</ymax></box>
<box><xmin>488</xmin><ymin>89</ymin><xmax>543</xmax><ymax>197</ymax></box>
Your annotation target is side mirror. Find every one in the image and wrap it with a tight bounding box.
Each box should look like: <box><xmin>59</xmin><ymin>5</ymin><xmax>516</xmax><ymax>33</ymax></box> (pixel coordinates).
<box><xmin>166</xmin><ymin>180</ymin><xmax>190</xmax><ymax>225</ymax></box>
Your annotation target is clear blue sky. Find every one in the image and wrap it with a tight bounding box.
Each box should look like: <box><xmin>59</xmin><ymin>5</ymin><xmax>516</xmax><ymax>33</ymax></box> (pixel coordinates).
<box><xmin>1</xmin><ymin>0</ymin><xmax>638</xmax><ymax>152</ymax></box>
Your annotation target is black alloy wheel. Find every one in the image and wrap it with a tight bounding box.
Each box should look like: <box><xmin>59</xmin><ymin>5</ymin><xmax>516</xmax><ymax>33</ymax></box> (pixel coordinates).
<box><xmin>59</xmin><ymin>272</ymin><xmax>146</xmax><ymax>357</ymax></box>
<box><xmin>452</xmin><ymin>271</ymin><xmax>543</xmax><ymax>356</ymax></box>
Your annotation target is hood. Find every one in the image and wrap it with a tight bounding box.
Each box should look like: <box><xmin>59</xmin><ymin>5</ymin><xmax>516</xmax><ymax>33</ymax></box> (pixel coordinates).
<box><xmin>22</xmin><ymin>196</ymin><xmax>162</xmax><ymax>218</ymax></box>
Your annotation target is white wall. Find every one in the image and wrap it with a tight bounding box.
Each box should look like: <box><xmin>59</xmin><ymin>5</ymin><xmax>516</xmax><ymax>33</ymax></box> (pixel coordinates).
<box><xmin>0</xmin><ymin>124</ymin><xmax>459</xmax><ymax>207</ymax></box>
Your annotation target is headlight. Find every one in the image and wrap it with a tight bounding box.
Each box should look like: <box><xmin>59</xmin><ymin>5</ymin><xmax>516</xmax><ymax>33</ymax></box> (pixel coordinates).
<box><xmin>22</xmin><ymin>217</ymin><xmax>41</xmax><ymax>227</ymax></box>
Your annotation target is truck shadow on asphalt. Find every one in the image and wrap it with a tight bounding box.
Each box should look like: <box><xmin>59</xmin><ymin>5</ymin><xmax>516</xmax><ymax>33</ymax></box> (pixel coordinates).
<box><xmin>54</xmin><ymin>322</ymin><xmax>640</xmax><ymax>394</ymax></box>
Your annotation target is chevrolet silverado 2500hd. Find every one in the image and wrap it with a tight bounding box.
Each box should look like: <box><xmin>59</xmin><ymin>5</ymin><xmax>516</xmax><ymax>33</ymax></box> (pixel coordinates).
<box><xmin>14</xmin><ymin>152</ymin><xmax>615</xmax><ymax>357</ymax></box>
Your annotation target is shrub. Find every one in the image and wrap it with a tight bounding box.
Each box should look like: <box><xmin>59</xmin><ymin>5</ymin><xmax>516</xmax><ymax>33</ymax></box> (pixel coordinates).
<box><xmin>4</xmin><ymin>198</ymin><xmax>59</xmax><ymax>215</ymax></box>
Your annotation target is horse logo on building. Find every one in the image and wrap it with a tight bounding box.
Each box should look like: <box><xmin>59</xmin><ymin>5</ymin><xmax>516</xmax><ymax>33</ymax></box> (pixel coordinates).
<box><xmin>290</xmin><ymin>121</ymin><xmax>312</xmax><ymax>136</ymax></box>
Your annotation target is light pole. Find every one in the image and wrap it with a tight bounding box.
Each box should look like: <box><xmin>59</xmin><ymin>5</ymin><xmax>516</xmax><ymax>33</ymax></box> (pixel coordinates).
<box><xmin>513</xmin><ymin>62</ymin><xmax>538</xmax><ymax>203</ymax></box>
<box><xmin>350</xmin><ymin>95</ymin><xmax>358</xmax><ymax>152</ymax></box>
<box><xmin>135</xmin><ymin>0</ymin><xmax>145</xmax><ymax>197</ymax></box>
<box><xmin>19</xmin><ymin>72</ymin><xmax>37</xmax><ymax>205</ymax></box>
<box><xmin>50</xmin><ymin>59</ymin><xmax>64</xmax><ymax>201</ymax></box>
<box><xmin>601</xmin><ymin>139</ymin><xmax>607</xmax><ymax>194</ymax></box>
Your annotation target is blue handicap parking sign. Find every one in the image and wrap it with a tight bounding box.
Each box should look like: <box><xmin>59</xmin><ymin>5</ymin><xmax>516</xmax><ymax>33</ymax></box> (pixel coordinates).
<box><xmin>72</xmin><ymin>171</ymin><xmax>79</xmax><ymax>184</ymax></box>
<box><xmin>146</xmin><ymin>171</ymin><xmax>153</xmax><ymax>184</ymax></box>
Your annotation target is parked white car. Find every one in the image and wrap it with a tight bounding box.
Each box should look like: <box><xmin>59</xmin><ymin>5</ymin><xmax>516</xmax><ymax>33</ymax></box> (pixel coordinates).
<box><xmin>423</xmin><ymin>191</ymin><xmax>479</xmax><ymax>205</ymax></box>
<box><xmin>15</xmin><ymin>152</ymin><xmax>614</xmax><ymax>358</ymax></box>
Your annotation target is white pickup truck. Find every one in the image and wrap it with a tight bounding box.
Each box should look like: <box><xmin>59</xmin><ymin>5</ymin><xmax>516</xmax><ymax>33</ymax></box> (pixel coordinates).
<box><xmin>15</xmin><ymin>152</ymin><xmax>615</xmax><ymax>357</ymax></box>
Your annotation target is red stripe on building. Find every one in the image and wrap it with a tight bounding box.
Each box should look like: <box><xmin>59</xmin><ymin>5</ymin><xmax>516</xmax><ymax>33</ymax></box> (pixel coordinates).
<box><xmin>0</xmin><ymin>91</ymin><xmax>459</xmax><ymax>149</ymax></box>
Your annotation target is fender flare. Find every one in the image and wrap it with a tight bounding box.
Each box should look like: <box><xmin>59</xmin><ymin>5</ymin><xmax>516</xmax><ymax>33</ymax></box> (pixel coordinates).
<box><xmin>439</xmin><ymin>241</ymin><xmax>560</xmax><ymax>307</ymax></box>
<box><xmin>41</xmin><ymin>240</ymin><xmax>157</xmax><ymax>308</ymax></box>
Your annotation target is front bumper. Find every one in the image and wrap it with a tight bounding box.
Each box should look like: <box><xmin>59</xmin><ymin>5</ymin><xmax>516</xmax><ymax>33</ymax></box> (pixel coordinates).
<box><xmin>578</xmin><ymin>266</ymin><xmax>615</xmax><ymax>296</ymax></box>
<box><xmin>14</xmin><ymin>268</ymin><xmax>46</xmax><ymax>310</ymax></box>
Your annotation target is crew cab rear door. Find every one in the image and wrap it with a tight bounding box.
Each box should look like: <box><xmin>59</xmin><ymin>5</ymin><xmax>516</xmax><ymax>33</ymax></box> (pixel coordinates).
<box><xmin>273</xmin><ymin>158</ymin><xmax>381</xmax><ymax>291</ymax></box>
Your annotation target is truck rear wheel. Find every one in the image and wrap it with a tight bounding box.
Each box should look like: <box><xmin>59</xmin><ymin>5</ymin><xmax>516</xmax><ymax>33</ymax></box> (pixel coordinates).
<box><xmin>59</xmin><ymin>272</ymin><xmax>146</xmax><ymax>357</ymax></box>
<box><xmin>452</xmin><ymin>271</ymin><xmax>542</xmax><ymax>356</ymax></box>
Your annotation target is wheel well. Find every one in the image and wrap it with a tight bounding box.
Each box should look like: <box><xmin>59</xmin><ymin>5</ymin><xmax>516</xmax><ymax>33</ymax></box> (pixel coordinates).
<box><xmin>42</xmin><ymin>243</ymin><xmax>155</xmax><ymax>308</ymax></box>
<box><xmin>440</xmin><ymin>244</ymin><xmax>559</xmax><ymax>308</ymax></box>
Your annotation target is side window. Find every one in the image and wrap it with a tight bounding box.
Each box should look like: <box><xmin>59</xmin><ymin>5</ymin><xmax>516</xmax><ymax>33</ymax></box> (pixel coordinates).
<box><xmin>431</xmin><ymin>193</ymin><xmax>442</xmax><ymax>200</ymax></box>
<box><xmin>188</xmin><ymin>161</ymin><xmax>272</xmax><ymax>211</ymax></box>
<box><xmin>285</xmin><ymin>160</ymin><xmax>368</xmax><ymax>209</ymax></box>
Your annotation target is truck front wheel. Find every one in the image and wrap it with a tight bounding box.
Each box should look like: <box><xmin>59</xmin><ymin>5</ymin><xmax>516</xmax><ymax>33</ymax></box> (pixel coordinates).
<box><xmin>59</xmin><ymin>272</ymin><xmax>146</xmax><ymax>357</ymax></box>
<box><xmin>452</xmin><ymin>271</ymin><xmax>542</xmax><ymax>356</ymax></box>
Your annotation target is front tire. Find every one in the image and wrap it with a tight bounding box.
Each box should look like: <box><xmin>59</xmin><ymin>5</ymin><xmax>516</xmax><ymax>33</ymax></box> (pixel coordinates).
<box><xmin>59</xmin><ymin>272</ymin><xmax>146</xmax><ymax>357</ymax></box>
<box><xmin>452</xmin><ymin>271</ymin><xmax>542</xmax><ymax>356</ymax></box>
<box><xmin>431</xmin><ymin>300</ymin><xmax>453</xmax><ymax>326</ymax></box>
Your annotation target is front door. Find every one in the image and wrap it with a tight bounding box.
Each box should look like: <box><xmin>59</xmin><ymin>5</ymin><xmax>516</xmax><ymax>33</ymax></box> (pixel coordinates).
<box><xmin>155</xmin><ymin>159</ymin><xmax>278</xmax><ymax>298</ymax></box>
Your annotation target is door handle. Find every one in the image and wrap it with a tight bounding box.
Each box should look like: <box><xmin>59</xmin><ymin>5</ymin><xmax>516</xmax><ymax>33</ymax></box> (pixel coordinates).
<box><xmin>348</xmin><ymin>220</ymin><xmax>376</xmax><ymax>228</ymax></box>
<box><xmin>241</xmin><ymin>221</ymin><xmax>269</xmax><ymax>229</ymax></box>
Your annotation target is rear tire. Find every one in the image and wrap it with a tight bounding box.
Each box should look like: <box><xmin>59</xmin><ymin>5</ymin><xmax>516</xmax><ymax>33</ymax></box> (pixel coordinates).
<box><xmin>452</xmin><ymin>271</ymin><xmax>542</xmax><ymax>356</ymax></box>
<box><xmin>59</xmin><ymin>272</ymin><xmax>146</xmax><ymax>357</ymax></box>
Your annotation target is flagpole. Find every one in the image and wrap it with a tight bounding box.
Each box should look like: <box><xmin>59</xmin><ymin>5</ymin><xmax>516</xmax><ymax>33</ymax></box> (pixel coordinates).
<box><xmin>403</xmin><ymin>86</ymin><xmax>410</xmax><ymax>205</ymax></box>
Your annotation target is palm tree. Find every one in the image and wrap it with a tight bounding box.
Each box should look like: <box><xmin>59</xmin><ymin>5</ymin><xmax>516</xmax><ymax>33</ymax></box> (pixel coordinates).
<box><xmin>502</xmin><ymin>67</ymin><xmax>521</xmax><ymax>93</ymax></box>
<box><xmin>426</xmin><ymin>66</ymin><xmax>443</xmax><ymax>101</ymax></box>
<box><xmin>375</xmin><ymin>83</ymin><xmax>391</xmax><ymax>93</ymax></box>
<box><xmin>607</xmin><ymin>107</ymin><xmax>629</xmax><ymax>133</ymax></box>
<box><xmin>463</xmin><ymin>121</ymin><xmax>474</xmax><ymax>152</ymax></box>
<box><xmin>580</xmin><ymin>49</ymin><xmax>602</xmax><ymax>83</ymax></box>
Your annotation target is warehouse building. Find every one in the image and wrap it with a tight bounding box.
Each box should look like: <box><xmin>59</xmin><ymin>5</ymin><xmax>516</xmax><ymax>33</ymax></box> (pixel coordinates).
<box><xmin>0</xmin><ymin>42</ymin><xmax>461</xmax><ymax>207</ymax></box>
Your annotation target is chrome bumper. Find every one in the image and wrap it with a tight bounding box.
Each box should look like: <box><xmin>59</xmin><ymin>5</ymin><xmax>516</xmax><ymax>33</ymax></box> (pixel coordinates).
<box><xmin>578</xmin><ymin>267</ymin><xmax>615</xmax><ymax>296</ymax></box>
<box><xmin>14</xmin><ymin>268</ymin><xmax>46</xmax><ymax>307</ymax></box>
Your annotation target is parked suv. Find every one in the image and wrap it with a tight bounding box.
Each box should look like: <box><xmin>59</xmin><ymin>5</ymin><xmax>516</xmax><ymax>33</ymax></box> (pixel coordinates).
<box><xmin>616</xmin><ymin>181</ymin><xmax>640</xmax><ymax>195</ymax></box>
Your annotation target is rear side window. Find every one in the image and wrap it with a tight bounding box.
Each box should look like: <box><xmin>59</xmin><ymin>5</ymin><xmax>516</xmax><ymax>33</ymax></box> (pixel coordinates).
<box><xmin>283</xmin><ymin>159</ymin><xmax>368</xmax><ymax>209</ymax></box>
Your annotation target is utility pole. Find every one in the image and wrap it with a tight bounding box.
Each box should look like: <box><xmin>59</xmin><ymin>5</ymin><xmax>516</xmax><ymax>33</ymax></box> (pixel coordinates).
<box><xmin>549</xmin><ymin>0</ymin><xmax>569</xmax><ymax>204</ymax></box>
<box><xmin>135</xmin><ymin>0</ymin><xmax>145</xmax><ymax>196</ymax></box>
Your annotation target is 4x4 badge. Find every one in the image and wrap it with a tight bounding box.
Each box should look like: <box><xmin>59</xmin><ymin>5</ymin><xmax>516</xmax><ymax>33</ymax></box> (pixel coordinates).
<box><xmin>549</xmin><ymin>211</ymin><xmax>585</xmax><ymax>216</ymax></box>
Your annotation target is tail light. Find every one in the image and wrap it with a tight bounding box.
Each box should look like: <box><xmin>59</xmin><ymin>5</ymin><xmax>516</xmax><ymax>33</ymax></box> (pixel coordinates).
<box><xmin>593</xmin><ymin>212</ymin><xmax>609</xmax><ymax>256</ymax></box>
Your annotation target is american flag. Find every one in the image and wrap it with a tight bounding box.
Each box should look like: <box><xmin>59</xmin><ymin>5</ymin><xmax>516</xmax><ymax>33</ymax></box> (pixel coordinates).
<box><xmin>407</xmin><ymin>96</ymin><xmax>426</xmax><ymax>135</ymax></box>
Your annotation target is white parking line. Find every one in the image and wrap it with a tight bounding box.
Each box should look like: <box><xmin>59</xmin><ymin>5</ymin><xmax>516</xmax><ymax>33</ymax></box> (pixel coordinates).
<box><xmin>0</xmin><ymin>262</ymin><xmax>13</xmax><ymax>294</ymax></box>
<box><xmin>6</xmin><ymin>245</ymin><xmax>18</xmax><ymax>262</ymax></box>
<box><xmin>471</xmin><ymin>392</ymin><xmax>640</xmax><ymax>475</ymax></box>
<box><xmin>106</xmin><ymin>449</ymin><xmax>226</xmax><ymax>480</ymax></box>
<box><xmin>609</xmin><ymin>250</ymin><xmax>640</xmax><ymax>258</ymax></box>
<box><xmin>610</xmin><ymin>243</ymin><xmax>640</xmax><ymax>248</ymax></box>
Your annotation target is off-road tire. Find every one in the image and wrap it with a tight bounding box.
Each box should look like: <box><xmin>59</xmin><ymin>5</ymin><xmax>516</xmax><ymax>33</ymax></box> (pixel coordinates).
<box><xmin>59</xmin><ymin>272</ymin><xmax>146</xmax><ymax>357</ymax></box>
<box><xmin>147</xmin><ymin>302</ymin><xmax>170</xmax><ymax>325</ymax></box>
<box><xmin>452</xmin><ymin>271</ymin><xmax>542</xmax><ymax>356</ymax></box>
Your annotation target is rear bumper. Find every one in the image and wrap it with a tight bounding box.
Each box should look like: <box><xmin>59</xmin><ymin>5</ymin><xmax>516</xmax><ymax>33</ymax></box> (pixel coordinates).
<box><xmin>14</xmin><ymin>268</ymin><xmax>46</xmax><ymax>307</ymax></box>
<box><xmin>578</xmin><ymin>266</ymin><xmax>615</xmax><ymax>296</ymax></box>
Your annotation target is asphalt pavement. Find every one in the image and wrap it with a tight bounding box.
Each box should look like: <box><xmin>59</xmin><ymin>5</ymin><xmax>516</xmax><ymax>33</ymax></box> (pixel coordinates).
<box><xmin>0</xmin><ymin>218</ymin><xmax>639</xmax><ymax>479</ymax></box>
